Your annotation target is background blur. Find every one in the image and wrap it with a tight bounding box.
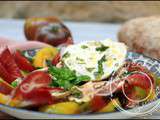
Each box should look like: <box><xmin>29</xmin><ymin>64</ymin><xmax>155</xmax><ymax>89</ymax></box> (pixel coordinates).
<box><xmin>0</xmin><ymin>1</ymin><xmax>160</xmax><ymax>23</ymax></box>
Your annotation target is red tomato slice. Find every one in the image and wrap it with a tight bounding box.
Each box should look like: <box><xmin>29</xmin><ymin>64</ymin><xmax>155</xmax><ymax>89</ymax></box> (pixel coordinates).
<box><xmin>127</xmin><ymin>62</ymin><xmax>154</xmax><ymax>84</ymax></box>
<box><xmin>126</xmin><ymin>73</ymin><xmax>153</xmax><ymax>90</ymax></box>
<box><xmin>0</xmin><ymin>48</ymin><xmax>22</xmax><ymax>83</ymax></box>
<box><xmin>91</xmin><ymin>96</ymin><xmax>108</xmax><ymax>112</ymax></box>
<box><xmin>12</xmin><ymin>71</ymin><xmax>53</xmax><ymax>106</ymax></box>
<box><xmin>16</xmin><ymin>71</ymin><xmax>52</xmax><ymax>92</ymax></box>
<box><xmin>21</xmin><ymin>88</ymin><xmax>54</xmax><ymax>106</ymax></box>
<box><xmin>14</xmin><ymin>50</ymin><xmax>35</xmax><ymax>72</ymax></box>
<box><xmin>51</xmin><ymin>53</ymin><xmax>61</xmax><ymax>66</ymax></box>
<box><xmin>0</xmin><ymin>62</ymin><xmax>13</xmax><ymax>84</ymax></box>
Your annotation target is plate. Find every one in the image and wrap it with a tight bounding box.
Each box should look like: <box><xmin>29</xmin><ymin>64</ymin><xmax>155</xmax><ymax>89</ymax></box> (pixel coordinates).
<box><xmin>0</xmin><ymin>52</ymin><xmax>159</xmax><ymax>119</ymax></box>
<box><xmin>0</xmin><ymin>19</ymin><xmax>160</xmax><ymax>119</ymax></box>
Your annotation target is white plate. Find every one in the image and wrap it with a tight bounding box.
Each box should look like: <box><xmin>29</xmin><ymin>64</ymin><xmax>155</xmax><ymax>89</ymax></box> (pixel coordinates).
<box><xmin>0</xmin><ymin>99</ymin><xmax>160</xmax><ymax>119</ymax></box>
<box><xmin>0</xmin><ymin>19</ymin><xmax>160</xmax><ymax>119</ymax></box>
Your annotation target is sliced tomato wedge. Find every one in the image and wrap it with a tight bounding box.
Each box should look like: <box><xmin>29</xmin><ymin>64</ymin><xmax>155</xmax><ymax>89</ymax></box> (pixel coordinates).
<box><xmin>12</xmin><ymin>71</ymin><xmax>53</xmax><ymax>107</ymax></box>
<box><xmin>51</xmin><ymin>53</ymin><xmax>61</xmax><ymax>66</ymax></box>
<box><xmin>14</xmin><ymin>50</ymin><xmax>35</xmax><ymax>72</ymax></box>
<box><xmin>90</xmin><ymin>96</ymin><xmax>108</xmax><ymax>112</ymax></box>
<box><xmin>0</xmin><ymin>48</ymin><xmax>22</xmax><ymax>84</ymax></box>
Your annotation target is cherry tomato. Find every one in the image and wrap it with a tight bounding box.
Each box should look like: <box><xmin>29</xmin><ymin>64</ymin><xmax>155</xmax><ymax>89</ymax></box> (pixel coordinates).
<box><xmin>14</xmin><ymin>50</ymin><xmax>35</xmax><ymax>72</ymax></box>
<box><xmin>90</xmin><ymin>96</ymin><xmax>108</xmax><ymax>112</ymax></box>
<box><xmin>51</xmin><ymin>53</ymin><xmax>61</xmax><ymax>66</ymax></box>
<box><xmin>24</xmin><ymin>17</ymin><xmax>73</xmax><ymax>47</ymax></box>
<box><xmin>0</xmin><ymin>48</ymin><xmax>22</xmax><ymax>84</ymax></box>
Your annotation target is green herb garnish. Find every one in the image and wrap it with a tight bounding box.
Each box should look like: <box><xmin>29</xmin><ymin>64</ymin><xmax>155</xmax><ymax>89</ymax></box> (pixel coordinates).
<box><xmin>96</xmin><ymin>44</ymin><xmax>109</xmax><ymax>52</ymax></box>
<box><xmin>81</xmin><ymin>45</ymin><xmax>88</xmax><ymax>49</ymax></box>
<box><xmin>86</xmin><ymin>67</ymin><xmax>95</xmax><ymax>72</ymax></box>
<box><xmin>70</xmin><ymin>87</ymin><xmax>83</xmax><ymax>98</ymax></box>
<box><xmin>94</xmin><ymin>55</ymin><xmax>106</xmax><ymax>79</ymax></box>
<box><xmin>48</xmin><ymin>66</ymin><xmax>91</xmax><ymax>90</ymax></box>
<box><xmin>11</xmin><ymin>78</ymin><xmax>22</xmax><ymax>87</ymax></box>
<box><xmin>11</xmin><ymin>81</ymin><xmax>18</xmax><ymax>87</ymax></box>
<box><xmin>62</xmin><ymin>52</ymin><xmax>70</xmax><ymax>59</ymax></box>
<box><xmin>76</xmin><ymin>57</ymin><xmax>85</xmax><ymax>64</ymax></box>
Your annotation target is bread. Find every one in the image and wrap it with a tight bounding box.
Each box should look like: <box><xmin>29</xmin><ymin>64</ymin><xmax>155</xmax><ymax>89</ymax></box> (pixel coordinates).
<box><xmin>118</xmin><ymin>16</ymin><xmax>160</xmax><ymax>59</ymax></box>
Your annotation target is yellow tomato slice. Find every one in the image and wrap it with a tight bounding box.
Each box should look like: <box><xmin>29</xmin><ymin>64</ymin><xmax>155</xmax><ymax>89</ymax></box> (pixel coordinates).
<box><xmin>0</xmin><ymin>93</ymin><xmax>22</xmax><ymax>107</ymax></box>
<box><xmin>33</xmin><ymin>47</ymin><xmax>59</xmax><ymax>68</ymax></box>
<box><xmin>39</xmin><ymin>102</ymin><xmax>80</xmax><ymax>114</ymax></box>
<box><xmin>98</xmin><ymin>98</ymin><xmax>121</xmax><ymax>113</ymax></box>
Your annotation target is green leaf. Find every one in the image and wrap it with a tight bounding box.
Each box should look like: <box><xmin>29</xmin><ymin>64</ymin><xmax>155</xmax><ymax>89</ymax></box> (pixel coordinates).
<box><xmin>11</xmin><ymin>78</ymin><xmax>22</xmax><ymax>87</ymax></box>
<box><xmin>94</xmin><ymin>55</ymin><xmax>106</xmax><ymax>79</ymax></box>
<box><xmin>74</xmin><ymin>75</ymin><xmax>91</xmax><ymax>84</ymax></box>
<box><xmin>62</xmin><ymin>52</ymin><xmax>70</xmax><ymax>59</ymax></box>
<box><xmin>48</xmin><ymin>66</ymin><xmax>90</xmax><ymax>90</ymax></box>
<box><xmin>96</xmin><ymin>44</ymin><xmax>109</xmax><ymax>52</ymax></box>
<box><xmin>11</xmin><ymin>81</ymin><xmax>18</xmax><ymax>87</ymax></box>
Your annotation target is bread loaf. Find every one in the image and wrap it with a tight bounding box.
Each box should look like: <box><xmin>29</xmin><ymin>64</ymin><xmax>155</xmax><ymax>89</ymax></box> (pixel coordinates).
<box><xmin>118</xmin><ymin>16</ymin><xmax>160</xmax><ymax>59</ymax></box>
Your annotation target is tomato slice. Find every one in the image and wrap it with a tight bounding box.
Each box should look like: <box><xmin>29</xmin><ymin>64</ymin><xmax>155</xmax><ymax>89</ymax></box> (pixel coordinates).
<box><xmin>12</xmin><ymin>71</ymin><xmax>53</xmax><ymax>107</ymax></box>
<box><xmin>14</xmin><ymin>50</ymin><xmax>35</xmax><ymax>72</ymax></box>
<box><xmin>0</xmin><ymin>62</ymin><xmax>13</xmax><ymax>84</ymax></box>
<box><xmin>21</xmin><ymin>88</ymin><xmax>54</xmax><ymax>106</ymax></box>
<box><xmin>126</xmin><ymin>73</ymin><xmax>152</xmax><ymax>90</ymax></box>
<box><xmin>127</xmin><ymin>62</ymin><xmax>154</xmax><ymax>84</ymax></box>
<box><xmin>51</xmin><ymin>53</ymin><xmax>61</xmax><ymax>66</ymax></box>
<box><xmin>90</xmin><ymin>96</ymin><xmax>108</xmax><ymax>112</ymax></box>
<box><xmin>0</xmin><ymin>48</ymin><xmax>22</xmax><ymax>84</ymax></box>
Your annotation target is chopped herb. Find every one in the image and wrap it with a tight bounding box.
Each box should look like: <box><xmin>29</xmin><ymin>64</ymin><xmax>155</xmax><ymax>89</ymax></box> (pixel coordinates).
<box><xmin>11</xmin><ymin>78</ymin><xmax>22</xmax><ymax>87</ymax></box>
<box><xmin>74</xmin><ymin>75</ymin><xmax>91</xmax><ymax>84</ymax></box>
<box><xmin>96</xmin><ymin>44</ymin><xmax>109</xmax><ymax>52</ymax></box>
<box><xmin>81</xmin><ymin>45</ymin><xmax>88</xmax><ymax>49</ymax></box>
<box><xmin>76</xmin><ymin>57</ymin><xmax>85</xmax><ymax>64</ymax></box>
<box><xmin>11</xmin><ymin>81</ymin><xmax>18</xmax><ymax>87</ymax></box>
<box><xmin>94</xmin><ymin>55</ymin><xmax>106</xmax><ymax>78</ymax></box>
<box><xmin>46</xmin><ymin>60</ymin><xmax>52</xmax><ymax>67</ymax></box>
<box><xmin>86</xmin><ymin>67</ymin><xmax>95</xmax><ymax>72</ymax></box>
<box><xmin>70</xmin><ymin>87</ymin><xmax>83</xmax><ymax>98</ymax></box>
<box><xmin>48</xmin><ymin>66</ymin><xmax>91</xmax><ymax>90</ymax></box>
<box><xmin>62</xmin><ymin>52</ymin><xmax>70</xmax><ymax>59</ymax></box>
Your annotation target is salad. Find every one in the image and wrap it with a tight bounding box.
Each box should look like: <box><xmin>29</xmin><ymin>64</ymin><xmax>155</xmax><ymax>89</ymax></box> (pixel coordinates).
<box><xmin>0</xmin><ymin>17</ymin><xmax>159</xmax><ymax>115</ymax></box>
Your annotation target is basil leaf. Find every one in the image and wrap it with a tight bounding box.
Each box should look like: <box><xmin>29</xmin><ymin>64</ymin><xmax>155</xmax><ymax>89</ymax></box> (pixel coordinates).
<box><xmin>49</xmin><ymin>66</ymin><xmax>90</xmax><ymax>90</ymax></box>
<box><xmin>96</xmin><ymin>44</ymin><xmax>109</xmax><ymax>52</ymax></box>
